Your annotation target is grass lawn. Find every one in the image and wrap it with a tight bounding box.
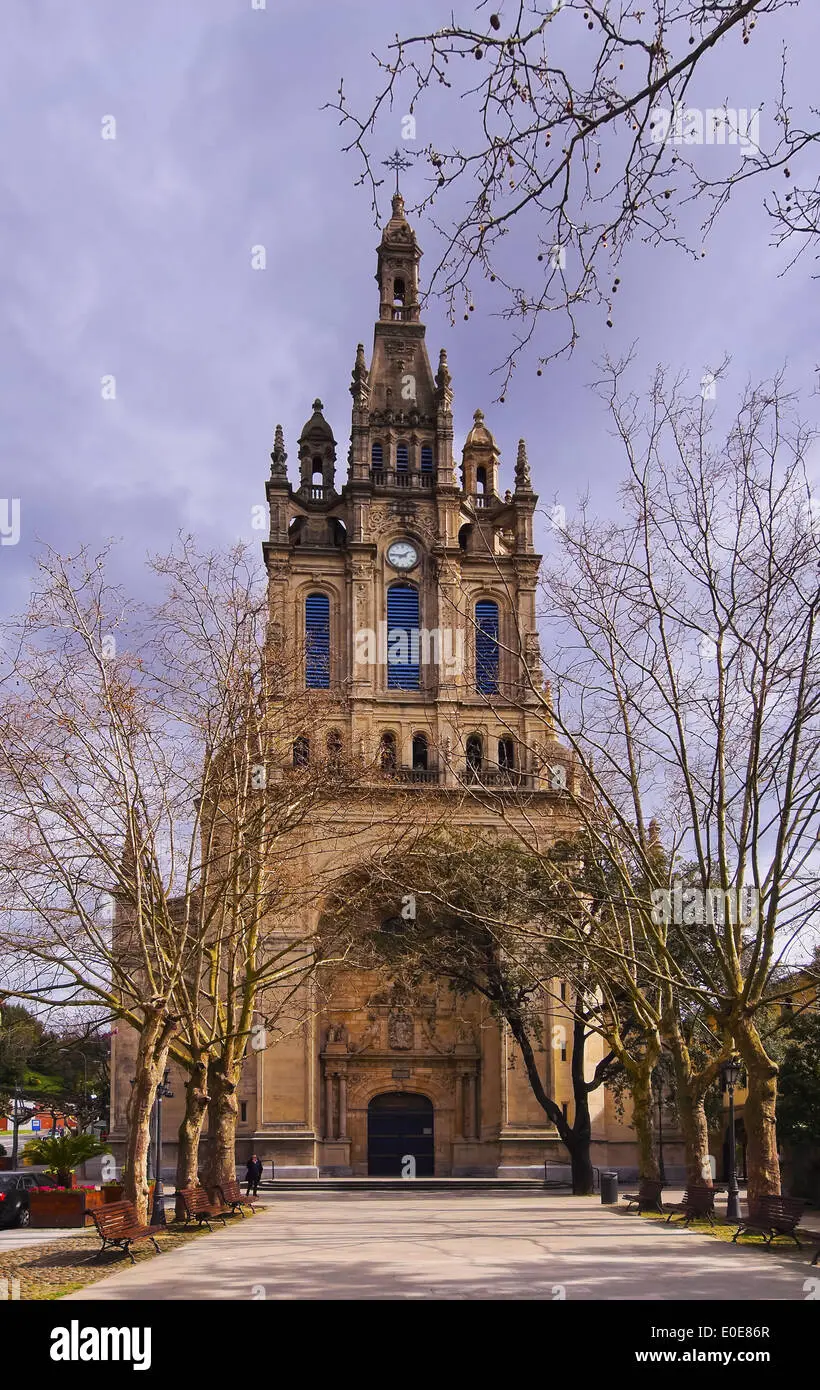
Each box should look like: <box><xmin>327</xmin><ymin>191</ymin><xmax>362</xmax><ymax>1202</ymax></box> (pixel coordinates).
<box><xmin>615</xmin><ymin>1204</ymin><xmax>815</xmax><ymax>1263</ymax></box>
<box><xmin>0</xmin><ymin>1209</ymin><xmax>267</xmax><ymax>1300</ymax></box>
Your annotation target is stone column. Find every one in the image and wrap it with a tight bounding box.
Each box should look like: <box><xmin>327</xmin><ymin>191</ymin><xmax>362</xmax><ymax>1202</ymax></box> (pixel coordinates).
<box><xmin>325</xmin><ymin>1070</ymin><xmax>335</xmax><ymax>1140</ymax></box>
<box><xmin>338</xmin><ymin>1073</ymin><xmax>347</xmax><ymax>1140</ymax></box>
<box><xmin>472</xmin><ymin>1072</ymin><xmax>480</xmax><ymax>1140</ymax></box>
<box><xmin>463</xmin><ymin>1072</ymin><xmax>474</xmax><ymax>1142</ymax></box>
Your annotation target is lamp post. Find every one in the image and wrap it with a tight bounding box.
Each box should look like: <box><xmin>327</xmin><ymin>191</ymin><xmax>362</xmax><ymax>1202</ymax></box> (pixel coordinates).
<box><xmin>721</xmin><ymin>1054</ymin><xmax>742</xmax><ymax>1222</ymax></box>
<box><xmin>59</xmin><ymin>1047</ymin><xmax>88</xmax><ymax>1097</ymax></box>
<box><xmin>150</xmin><ymin>1070</ymin><xmax>174</xmax><ymax>1228</ymax></box>
<box><xmin>9</xmin><ymin>1087</ymin><xmax>24</xmax><ymax>1168</ymax></box>
<box><xmin>59</xmin><ymin>1047</ymin><xmax>89</xmax><ymax>1132</ymax></box>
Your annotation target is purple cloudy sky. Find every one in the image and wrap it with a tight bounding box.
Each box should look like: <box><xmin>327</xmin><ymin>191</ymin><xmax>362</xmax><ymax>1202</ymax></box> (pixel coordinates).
<box><xmin>1</xmin><ymin>0</ymin><xmax>818</xmax><ymax>610</ymax></box>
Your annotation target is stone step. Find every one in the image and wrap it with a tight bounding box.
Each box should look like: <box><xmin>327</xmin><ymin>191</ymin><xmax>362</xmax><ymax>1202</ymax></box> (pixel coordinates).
<box><xmin>260</xmin><ymin>1178</ymin><xmax>554</xmax><ymax>1193</ymax></box>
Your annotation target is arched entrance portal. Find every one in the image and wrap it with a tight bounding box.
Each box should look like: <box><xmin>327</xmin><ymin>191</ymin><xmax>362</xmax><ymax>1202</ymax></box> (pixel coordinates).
<box><xmin>367</xmin><ymin>1093</ymin><xmax>434</xmax><ymax>1177</ymax></box>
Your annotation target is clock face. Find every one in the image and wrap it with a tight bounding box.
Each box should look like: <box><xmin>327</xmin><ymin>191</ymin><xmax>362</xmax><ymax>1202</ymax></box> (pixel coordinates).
<box><xmin>386</xmin><ymin>539</ymin><xmax>419</xmax><ymax>571</ymax></box>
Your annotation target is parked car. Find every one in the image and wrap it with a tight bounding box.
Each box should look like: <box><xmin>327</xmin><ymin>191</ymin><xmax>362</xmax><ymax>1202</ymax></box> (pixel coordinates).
<box><xmin>0</xmin><ymin>1170</ymin><xmax>57</xmax><ymax>1228</ymax></box>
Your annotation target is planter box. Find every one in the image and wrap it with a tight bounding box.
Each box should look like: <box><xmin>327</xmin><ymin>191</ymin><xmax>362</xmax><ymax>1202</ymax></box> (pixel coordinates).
<box><xmin>102</xmin><ymin>1185</ymin><xmax>124</xmax><ymax>1204</ymax></box>
<box><xmin>29</xmin><ymin>1189</ymin><xmax>87</xmax><ymax>1228</ymax></box>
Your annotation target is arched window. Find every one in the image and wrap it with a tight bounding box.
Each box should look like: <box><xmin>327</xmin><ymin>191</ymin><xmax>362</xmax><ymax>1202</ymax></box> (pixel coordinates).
<box><xmin>393</xmin><ymin>277</ymin><xmax>406</xmax><ymax>305</ymax></box>
<box><xmin>312</xmin><ymin>456</ymin><xmax>324</xmax><ymax>484</ymax></box>
<box><xmin>379</xmin><ymin>731</ymin><xmax>397</xmax><ymax>773</ymax></box>
<box><xmin>466</xmin><ymin>734</ymin><xmax>483</xmax><ymax>779</ymax></box>
<box><xmin>498</xmin><ymin>737</ymin><xmax>515</xmax><ymax>771</ymax></box>
<box><xmin>476</xmin><ymin>465</ymin><xmax>487</xmax><ymax>495</ymax></box>
<box><xmin>475</xmin><ymin>600</ymin><xmax>499</xmax><ymax>693</ymax></box>
<box><xmin>305</xmin><ymin>593</ymin><xmax>330</xmax><ymax>689</ymax></box>
<box><xmin>412</xmin><ymin>734</ymin><xmax>429</xmax><ymax>771</ymax></box>
<box><xmin>371</xmin><ymin>442</ymin><xmax>384</xmax><ymax>469</ymax></box>
<box><xmin>387</xmin><ymin>584</ymin><xmax>420</xmax><ymax>690</ymax></box>
<box><xmin>293</xmin><ymin>736</ymin><xmax>310</xmax><ymax>768</ymax></box>
<box><xmin>326</xmin><ymin>730</ymin><xmax>343</xmax><ymax>768</ymax></box>
<box><xmin>420</xmin><ymin>444</ymin><xmax>434</xmax><ymax>474</ymax></box>
<box><xmin>396</xmin><ymin>442</ymin><xmax>409</xmax><ymax>472</ymax></box>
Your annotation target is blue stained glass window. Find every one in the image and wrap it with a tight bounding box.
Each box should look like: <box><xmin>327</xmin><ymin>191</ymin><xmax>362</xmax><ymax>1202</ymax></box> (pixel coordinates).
<box><xmin>475</xmin><ymin>600</ymin><xmax>499</xmax><ymax>693</ymax></box>
<box><xmin>305</xmin><ymin>593</ymin><xmax>330</xmax><ymax>688</ymax></box>
<box><xmin>387</xmin><ymin>585</ymin><xmax>420</xmax><ymax>690</ymax></box>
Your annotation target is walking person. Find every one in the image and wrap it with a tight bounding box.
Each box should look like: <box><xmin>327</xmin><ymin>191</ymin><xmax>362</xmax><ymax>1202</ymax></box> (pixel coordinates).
<box><xmin>245</xmin><ymin>1152</ymin><xmax>263</xmax><ymax>1198</ymax></box>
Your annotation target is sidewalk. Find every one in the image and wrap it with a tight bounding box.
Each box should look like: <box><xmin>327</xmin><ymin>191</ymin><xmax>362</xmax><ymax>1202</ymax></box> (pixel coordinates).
<box><xmin>0</xmin><ymin>1227</ymin><xmax>79</xmax><ymax>1255</ymax></box>
<box><xmin>65</xmin><ymin>1191</ymin><xmax>818</xmax><ymax>1301</ymax></box>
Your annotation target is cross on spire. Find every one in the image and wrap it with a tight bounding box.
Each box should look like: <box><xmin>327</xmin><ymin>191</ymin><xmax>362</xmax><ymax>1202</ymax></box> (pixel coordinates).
<box><xmin>382</xmin><ymin>147</ymin><xmax>413</xmax><ymax>195</ymax></box>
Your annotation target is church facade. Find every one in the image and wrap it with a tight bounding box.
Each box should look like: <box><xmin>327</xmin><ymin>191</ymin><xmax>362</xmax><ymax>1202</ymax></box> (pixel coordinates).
<box><xmin>110</xmin><ymin>196</ymin><xmax>673</xmax><ymax>1179</ymax></box>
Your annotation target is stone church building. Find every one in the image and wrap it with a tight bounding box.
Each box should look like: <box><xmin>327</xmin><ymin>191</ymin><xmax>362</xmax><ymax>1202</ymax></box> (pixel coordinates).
<box><xmin>111</xmin><ymin>195</ymin><xmax>670</xmax><ymax>1179</ymax></box>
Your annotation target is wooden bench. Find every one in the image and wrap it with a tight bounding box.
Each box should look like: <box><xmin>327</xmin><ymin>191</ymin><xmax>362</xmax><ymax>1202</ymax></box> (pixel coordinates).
<box><xmin>211</xmin><ymin>1179</ymin><xmax>256</xmax><ymax>1217</ymax></box>
<box><xmin>665</xmin><ymin>1187</ymin><xmax>716</xmax><ymax>1226</ymax></box>
<box><xmin>90</xmin><ymin>1200</ymin><xmax>163</xmax><ymax>1264</ymax></box>
<box><xmin>733</xmin><ymin>1195</ymin><xmax>806</xmax><ymax>1248</ymax></box>
<box><xmin>178</xmin><ymin>1185</ymin><xmax>230</xmax><ymax>1231</ymax></box>
<box><xmin>623</xmin><ymin>1179</ymin><xmax>665</xmax><ymax>1214</ymax></box>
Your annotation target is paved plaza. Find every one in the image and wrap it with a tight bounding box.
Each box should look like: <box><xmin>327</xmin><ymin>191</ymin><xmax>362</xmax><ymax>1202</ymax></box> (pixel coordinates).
<box><xmin>65</xmin><ymin>1191</ymin><xmax>816</xmax><ymax>1301</ymax></box>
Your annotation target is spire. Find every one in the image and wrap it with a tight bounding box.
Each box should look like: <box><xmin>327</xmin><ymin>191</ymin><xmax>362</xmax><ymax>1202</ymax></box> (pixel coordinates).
<box><xmin>350</xmin><ymin>343</ymin><xmax>370</xmax><ymax>408</ymax></box>
<box><xmin>435</xmin><ymin>349</ymin><xmax>453</xmax><ymax>409</ymax></box>
<box><xmin>270</xmin><ymin>423</ymin><xmax>288</xmax><ymax>478</ymax></box>
<box><xmin>515</xmin><ymin>438</ymin><xmax>532</xmax><ymax>492</ymax></box>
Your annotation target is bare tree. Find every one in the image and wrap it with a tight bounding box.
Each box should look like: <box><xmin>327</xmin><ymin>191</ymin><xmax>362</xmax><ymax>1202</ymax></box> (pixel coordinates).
<box><xmin>441</xmin><ymin>363</ymin><xmax>820</xmax><ymax>1195</ymax></box>
<box><xmin>0</xmin><ymin>540</ymin><xmax>367</xmax><ymax>1220</ymax></box>
<box><xmin>332</xmin><ymin>1</ymin><xmax>816</xmax><ymax>384</ymax></box>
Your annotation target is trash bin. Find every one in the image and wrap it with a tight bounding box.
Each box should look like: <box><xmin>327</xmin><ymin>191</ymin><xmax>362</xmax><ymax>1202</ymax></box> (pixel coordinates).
<box><xmin>600</xmin><ymin>1171</ymin><xmax>619</xmax><ymax>1205</ymax></box>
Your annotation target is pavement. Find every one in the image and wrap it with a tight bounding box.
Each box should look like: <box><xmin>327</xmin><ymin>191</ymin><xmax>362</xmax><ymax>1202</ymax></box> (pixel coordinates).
<box><xmin>64</xmin><ymin>1191</ymin><xmax>819</xmax><ymax>1301</ymax></box>
<box><xmin>0</xmin><ymin>1227</ymin><xmax>81</xmax><ymax>1255</ymax></box>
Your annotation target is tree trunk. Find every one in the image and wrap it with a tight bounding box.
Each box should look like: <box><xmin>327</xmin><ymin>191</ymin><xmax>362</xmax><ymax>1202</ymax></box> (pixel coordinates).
<box><xmin>568</xmin><ymin>1011</ymin><xmax>595</xmax><ymax>1195</ymax></box>
<box><xmin>664</xmin><ymin>1022</ymin><xmax>714</xmax><ymax>1186</ymax></box>
<box><xmin>569</xmin><ymin>1136</ymin><xmax>595</xmax><ymax>1195</ymax></box>
<box><xmin>506</xmin><ymin>1005</ymin><xmax>595</xmax><ymax>1194</ymax></box>
<box><xmin>630</xmin><ymin>1066</ymin><xmax>659</xmax><ymax>1181</ymax></box>
<box><xmin>735</xmin><ymin>1018</ymin><xmax>780</xmax><ymax>1198</ymax></box>
<box><xmin>123</xmin><ymin>1009</ymin><xmax>174</xmax><ymax>1225</ymax></box>
<box><xmin>676</xmin><ymin>1086</ymin><xmax>712</xmax><ymax>1187</ymax></box>
<box><xmin>202</xmin><ymin>1063</ymin><xmax>239</xmax><ymax>1192</ymax></box>
<box><xmin>174</xmin><ymin>1056</ymin><xmax>210</xmax><ymax>1220</ymax></box>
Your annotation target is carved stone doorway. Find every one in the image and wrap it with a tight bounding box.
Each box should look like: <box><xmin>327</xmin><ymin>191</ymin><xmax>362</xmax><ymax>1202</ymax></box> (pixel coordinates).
<box><xmin>367</xmin><ymin>1092</ymin><xmax>434</xmax><ymax>1177</ymax></box>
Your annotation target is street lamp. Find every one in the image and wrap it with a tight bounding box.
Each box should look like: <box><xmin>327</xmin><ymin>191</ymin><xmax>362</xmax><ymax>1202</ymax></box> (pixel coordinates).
<box><xmin>150</xmin><ymin>1070</ymin><xmax>174</xmax><ymax>1228</ymax></box>
<box><xmin>59</xmin><ymin>1048</ymin><xmax>89</xmax><ymax>1132</ymax></box>
<box><xmin>59</xmin><ymin>1047</ymin><xmax>88</xmax><ymax>1098</ymax></box>
<box><xmin>721</xmin><ymin>1054</ymin><xmax>742</xmax><ymax>1222</ymax></box>
<box><xmin>652</xmin><ymin>1074</ymin><xmax>673</xmax><ymax>1184</ymax></box>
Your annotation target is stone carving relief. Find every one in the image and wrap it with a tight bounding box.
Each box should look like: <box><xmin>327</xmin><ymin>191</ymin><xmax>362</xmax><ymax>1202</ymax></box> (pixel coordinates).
<box><xmin>364</xmin><ymin>503</ymin><xmax>438</xmax><ymax>547</ymax></box>
<box><xmin>352</xmin><ymin>1016</ymin><xmax>382</xmax><ymax>1053</ymax></box>
<box><xmin>388</xmin><ymin>1011</ymin><xmax>414</xmax><ymax>1050</ymax></box>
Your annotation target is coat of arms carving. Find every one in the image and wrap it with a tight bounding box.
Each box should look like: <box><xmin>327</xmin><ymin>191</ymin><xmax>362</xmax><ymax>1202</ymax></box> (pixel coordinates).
<box><xmin>388</xmin><ymin>1011</ymin><xmax>414</xmax><ymax>1050</ymax></box>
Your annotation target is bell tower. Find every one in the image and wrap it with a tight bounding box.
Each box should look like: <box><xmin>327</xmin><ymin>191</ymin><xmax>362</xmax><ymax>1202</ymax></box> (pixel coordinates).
<box><xmin>262</xmin><ymin>187</ymin><xmax>561</xmax><ymax>789</ymax></box>
<box><xmin>377</xmin><ymin>192</ymin><xmax>422</xmax><ymax>326</ymax></box>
